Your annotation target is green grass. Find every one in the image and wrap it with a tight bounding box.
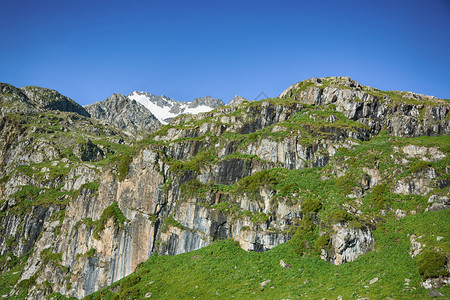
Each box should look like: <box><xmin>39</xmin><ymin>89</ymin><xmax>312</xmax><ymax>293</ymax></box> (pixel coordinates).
<box><xmin>0</xmin><ymin>256</ymin><xmax>28</xmax><ymax>299</ymax></box>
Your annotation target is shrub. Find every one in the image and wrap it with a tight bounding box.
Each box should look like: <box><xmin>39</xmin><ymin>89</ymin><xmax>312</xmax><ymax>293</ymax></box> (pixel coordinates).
<box><xmin>301</xmin><ymin>198</ymin><xmax>322</xmax><ymax>214</ymax></box>
<box><xmin>371</xmin><ymin>183</ymin><xmax>388</xmax><ymax>209</ymax></box>
<box><xmin>40</xmin><ymin>248</ymin><xmax>62</xmax><ymax>265</ymax></box>
<box><xmin>289</xmin><ymin>218</ymin><xmax>315</xmax><ymax>254</ymax></box>
<box><xmin>161</xmin><ymin>215</ymin><xmax>184</xmax><ymax>233</ymax></box>
<box><xmin>250</xmin><ymin>212</ymin><xmax>270</xmax><ymax>223</ymax></box>
<box><xmin>236</xmin><ymin>170</ymin><xmax>278</xmax><ymax>197</ymax></box>
<box><xmin>409</xmin><ymin>161</ymin><xmax>432</xmax><ymax>174</ymax></box>
<box><xmin>416</xmin><ymin>250</ymin><xmax>448</xmax><ymax>279</ymax></box>
<box><xmin>328</xmin><ymin>210</ymin><xmax>354</xmax><ymax>223</ymax></box>
<box><xmin>314</xmin><ymin>234</ymin><xmax>330</xmax><ymax>254</ymax></box>
<box><xmin>120</xmin><ymin>274</ymin><xmax>141</xmax><ymax>291</ymax></box>
<box><xmin>80</xmin><ymin>181</ymin><xmax>99</xmax><ymax>191</ymax></box>
<box><xmin>118</xmin><ymin>154</ymin><xmax>133</xmax><ymax>181</ymax></box>
<box><xmin>93</xmin><ymin>202</ymin><xmax>128</xmax><ymax>239</ymax></box>
<box><xmin>180</xmin><ymin>179</ymin><xmax>209</xmax><ymax>199</ymax></box>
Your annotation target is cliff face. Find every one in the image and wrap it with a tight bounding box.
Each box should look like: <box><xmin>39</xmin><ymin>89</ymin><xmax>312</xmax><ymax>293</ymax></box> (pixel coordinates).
<box><xmin>0</xmin><ymin>78</ymin><xmax>448</xmax><ymax>299</ymax></box>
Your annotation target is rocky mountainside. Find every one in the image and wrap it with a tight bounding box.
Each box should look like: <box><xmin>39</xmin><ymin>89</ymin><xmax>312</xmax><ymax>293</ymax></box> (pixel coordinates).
<box><xmin>84</xmin><ymin>93</ymin><xmax>161</xmax><ymax>138</ymax></box>
<box><xmin>0</xmin><ymin>77</ymin><xmax>449</xmax><ymax>299</ymax></box>
<box><xmin>127</xmin><ymin>92</ymin><xmax>224</xmax><ymax>124</ymax></box>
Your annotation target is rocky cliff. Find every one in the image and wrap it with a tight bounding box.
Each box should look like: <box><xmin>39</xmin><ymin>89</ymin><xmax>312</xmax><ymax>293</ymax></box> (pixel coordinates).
<box><xmin>0</xmin><ymin>77</ymin><xmax>448</xmax><ymax>299</ymax></box>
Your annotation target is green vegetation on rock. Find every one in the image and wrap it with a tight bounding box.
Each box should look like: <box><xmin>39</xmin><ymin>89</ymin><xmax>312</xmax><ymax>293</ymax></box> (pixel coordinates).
<box><xmin>93</xmin><ymin>202</ymin><xmax>128</xmax><ymax>239</ymax></box>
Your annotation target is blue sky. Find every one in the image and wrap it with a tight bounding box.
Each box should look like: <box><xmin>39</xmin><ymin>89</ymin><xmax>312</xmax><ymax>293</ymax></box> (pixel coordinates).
<box><xmin>1</xmin><ymin>0</ymin><xmax>449</xmax><ymax>105</ymax></box>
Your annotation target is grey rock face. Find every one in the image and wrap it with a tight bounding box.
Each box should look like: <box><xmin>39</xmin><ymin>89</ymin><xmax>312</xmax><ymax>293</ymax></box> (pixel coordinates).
<box><xmin>130</xmin><ymin>91</ymin><xmax>174</xmax><ymax>107</ymax></box>
<box><xmin>84</xmin><ymin>93</ymin><xmax>161</xmax><ymax>136</ymax></box>
<box><xmin>73</xmin><ymin>139</ymin><xmax>105</xmax><ymax>162</ymax></box>
<box><xmin>320</xmin><ymin>224</ymin><xmax>375</xmax><ymax>265</ymax></box>
<box><xmin>425</xmin><ymin>195</ymin><xmax>450</xmax><ymax>212</ymax></box>
<box><xmin>0</xmin><ymin>83</ymin><xmax>35</xmax><ymax>114</ymax></box>
<box><xmin>393</xmin><ymin>167</ymin><xmax>437</xmax><ymax>196</ymax></box>
<box><xmin>428</xmin><ymin>289</ymin><xmax>445</xmax><ymax>297</ymax></box>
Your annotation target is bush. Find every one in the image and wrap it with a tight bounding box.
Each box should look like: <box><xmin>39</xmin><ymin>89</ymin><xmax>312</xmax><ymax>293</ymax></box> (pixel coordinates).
<box><xmin>314</xmin><ymin>234</ymin><xmax>330</xmax><ymax>254</ymax></box>
<box><xmin>93</xmin><ymin>202</ymin><xmax>128</xmax><ymax>239</ymax></box>
<box><xmin>180</xmin><ymin>179</ymin><xmax>209</xmax><ymax>199</ymax></box>
<box><xmin>371</xmin><ymin>183</ymin><xmax>387</xmax><ymax>209</ymax></box>
<box><xmin>328</xmin><ymin>210</ymin><xmax>354</xmax><ymax>223</ymax></box>
<box><xmin>161</xmin><ymin>215</ymin><xmax>184</xmax><ymax>233</ymax></box>
<box><xmin>416</xmin><ymin>250</ymin><xmax>448</xmax><ymax>279</ymax></box>
<box><xmin>120</xmin><ymin>274</ymin><xmax>141</xmax><ymax>291</ymax></box>
<box><xmin>409</xmin><ymin>161</ymin><xmax>432</xmax><ymax>174</ymax></box>
<box><xmin>236</xmin><ymin>170</ymin><xmax>278</xmax><ymax>197</ymax></box>
<box><xmin>118</xmin><ymin>154</ymin><xmax>133</xmax><ymax>181</ymax></box>
<box><xmin>301</xmin><ymin>198</ymin><xmax>322</xmax><ymax>214</ymax></box>
<box><xmin>289</xmin><ymin>218</ymin><xmax>315</xmax><ymax>254</ymax></box>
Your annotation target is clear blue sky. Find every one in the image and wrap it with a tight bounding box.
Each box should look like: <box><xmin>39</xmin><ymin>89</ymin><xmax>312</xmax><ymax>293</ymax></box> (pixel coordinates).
<box><xmin>1</xmin><ymin>0</ymin><xmax>449</xmax><ymax>105</ymax></box>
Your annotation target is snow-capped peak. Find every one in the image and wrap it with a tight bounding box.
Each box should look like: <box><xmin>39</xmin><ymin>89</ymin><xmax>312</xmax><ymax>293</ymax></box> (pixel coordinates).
<box><xmin>128</xmin><ymin>91</ymin><xmax>224</xmax><ymax>124</ymax></box>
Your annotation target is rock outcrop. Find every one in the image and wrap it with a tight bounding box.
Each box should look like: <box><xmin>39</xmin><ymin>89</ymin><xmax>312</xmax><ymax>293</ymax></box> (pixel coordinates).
<box><xmin>321</xmin><ymin>224</ymin><xmax>375</xmax><ymax>265</ymax></box>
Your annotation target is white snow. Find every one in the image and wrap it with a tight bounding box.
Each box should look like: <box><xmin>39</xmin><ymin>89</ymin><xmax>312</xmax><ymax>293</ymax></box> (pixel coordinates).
<box><xmin>128</xmin><ymin>92</ymin><xmax>177</xmax><ymax>124</ymax></box>
<box><xmin>128</xmin><ymin>92</ymin><xmax>216</xmax><ymax>124</ymax></box>
<box><xmin>185</xmin><ymin>105</ymin><xmax>213</xmax><ymax>114</ymax></box>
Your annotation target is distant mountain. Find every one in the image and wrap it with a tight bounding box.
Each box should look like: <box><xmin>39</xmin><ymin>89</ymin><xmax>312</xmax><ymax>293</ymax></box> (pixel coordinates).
<box><xmin>128</xmin><ymin>92</ymin><xmax>224</xmax><ymax>124</ymax></box>
<box><xmin>84</xmin><ymin>93</ymin><xmax>161</xmax><ymax>136</ymax></box>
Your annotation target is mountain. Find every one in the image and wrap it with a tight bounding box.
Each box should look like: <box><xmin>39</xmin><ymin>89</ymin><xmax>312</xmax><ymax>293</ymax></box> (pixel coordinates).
<box><xmin>127</xmin><ymin>91</ymin><xmax>224</xmax><ymax>124</ymax></box>
<box><xmin>0</xmin><ymin>77</ymin><xmax>448</xmax><ymax>299</ymax></box>
<box><xmin>84</xmin><ymin>93</ymin><xmax>161</xmax><ymax>137</ymax></box>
